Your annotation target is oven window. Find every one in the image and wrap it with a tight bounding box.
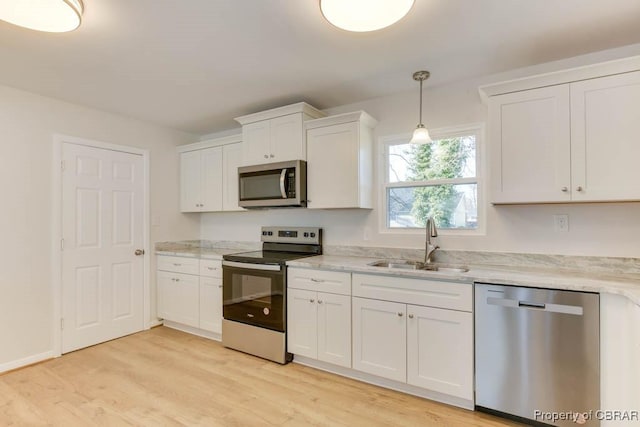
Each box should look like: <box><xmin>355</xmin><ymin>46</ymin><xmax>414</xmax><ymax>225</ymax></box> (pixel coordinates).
<box><xmin>240</xmin><ymin>170</ymin><xmax>284</xmax><ymax>200</ymax></box>
<box><xmin>223</xmin><ymin>268</ymin><xmax>285</xmax><ymax>332</ymax></box>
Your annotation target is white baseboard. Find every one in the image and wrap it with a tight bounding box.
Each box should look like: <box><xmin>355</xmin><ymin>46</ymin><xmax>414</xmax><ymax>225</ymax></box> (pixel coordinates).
<box><xmin>293</xmin><ymin>355</ymin><xmax>474</xmax><ymax>411</ymax></box>
<box><xmin>0</xmin><ymin>350</ymin><xmax>56</xmax><ymax>374</ymax></box>
<box><xmin>162</xmin><ymin>320</ymin><xmax>221</xmax><ymax>342</ymax></box>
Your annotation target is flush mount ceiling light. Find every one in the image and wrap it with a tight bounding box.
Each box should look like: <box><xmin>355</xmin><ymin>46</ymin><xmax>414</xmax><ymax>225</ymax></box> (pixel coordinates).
<box><xmin>0</xmin><ymin>0</ymin><xmax>83</xmax><ymax>33</ymax></box>
<box><xmin>410</xmin><ymin>70</ymin><xmax>432</xmax><ymax>144</ymax></box>
<box><xmin>320</xmin><ymin>0</ymin><xmax>414</xmax><ymax>32</ymax></box>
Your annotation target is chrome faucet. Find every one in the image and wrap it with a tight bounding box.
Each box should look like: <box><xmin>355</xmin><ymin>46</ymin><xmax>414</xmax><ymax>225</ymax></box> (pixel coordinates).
<box><xmin>424</xmin><ymin>217</ymin><xmax>439</xmax><ymax>264</ymax></box>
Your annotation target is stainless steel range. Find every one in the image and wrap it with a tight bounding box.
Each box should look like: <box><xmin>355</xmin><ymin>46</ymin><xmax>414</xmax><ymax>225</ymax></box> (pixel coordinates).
<box><xmin>221</xmin><ymin>226</ymin><xmax>322</xmax><ymax>364</ymax></box>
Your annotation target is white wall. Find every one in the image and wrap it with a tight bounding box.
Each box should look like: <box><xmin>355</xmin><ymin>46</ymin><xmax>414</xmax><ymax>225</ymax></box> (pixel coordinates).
<box><xmin>201</xmin><ymin>46</ymin><xmax>640</xmax><ymax>259</ymax></box>
<box><xmin>0</xmin><ymin>84</ymin><xmax>200</xmax><ymax>370</ymax></box>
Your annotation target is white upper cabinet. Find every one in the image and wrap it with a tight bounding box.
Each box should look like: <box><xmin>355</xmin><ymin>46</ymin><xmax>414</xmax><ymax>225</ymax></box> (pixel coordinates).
<box><xmin>486</xmin><ymin>64</ymin><xmax>640</xmax><ymax>204</ymax></box>
<box><xmin>222</xmin><ymin>143</ymin><xmax>243</xmax><ymax>211</ymax></box>
<box><xmin>180</xmin><ymin>147</ymin><xmax>223</xmax><ymax>212</ymax></box>
<box><xmin>305</xmin><ymin>111</ymin><xmax>377</xmax><ymax>209</ymax></box>
<box><xmin>178</xmin><ymin>135</ymin><xmax>244</xmax><ymax>213</ymax></box>
<box><xmin>489</xmin><ymin>85</ymin><xmax>571</xmax><ymax>204</ymax></box>
<box><xmin>235</xmin><ymin>102</ymin><xmax>325</xmax><ymax>166</ymax></box>
<box><xmin>570</xmin><ymin>71</ymin><xmax>640</xmax><ymax>202</ymax></box>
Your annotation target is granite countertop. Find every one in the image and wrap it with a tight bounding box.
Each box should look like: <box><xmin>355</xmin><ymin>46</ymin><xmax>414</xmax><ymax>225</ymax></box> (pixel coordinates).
<box><xmin>154</xmin><ymin>240</ymin><xmax>640</xmax><ymax>306</ymax></box>
<box><xmin>154</xmin><ymin>240</ymin><xmax>257</xmax><ymax>260</ymax></box>
<box><xmin>287</xmin><ymin>255</ymin><xmax>640</xmax><ymax>307</ymax></box>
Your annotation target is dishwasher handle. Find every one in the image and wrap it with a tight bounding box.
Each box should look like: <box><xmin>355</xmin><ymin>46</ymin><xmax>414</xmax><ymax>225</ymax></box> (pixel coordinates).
<box><xmin>486</xmin><ymin>297</ymin><xmax>583</xmax><ymax>316</ymax></box>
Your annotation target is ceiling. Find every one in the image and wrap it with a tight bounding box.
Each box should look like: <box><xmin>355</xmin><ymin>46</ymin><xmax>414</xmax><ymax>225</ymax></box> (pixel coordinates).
<box><xmin>1</xmin><ymin>0</ymin><xmax>640</xmax><ymax>135</ymax></box>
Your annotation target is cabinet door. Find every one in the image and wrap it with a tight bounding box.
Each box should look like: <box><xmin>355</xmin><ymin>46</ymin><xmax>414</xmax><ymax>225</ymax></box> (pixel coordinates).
<box><xmin>157</xmin><ymin>271</ymin><xmax>199</xmax><ymax>328</ymax></box>
<box><xmin>180</xmin><ymin>150</ymin><xmax>202</xmax><ymax>212</ymax></box>
<box><xmin>199</xmin><ymin>276</ymin><xmax>222</xmax><ymax>334</ymax></box>
<box><xmin>222</xmin><ymin>143</ymin><xmax>244</xmax><ymax>211</ymax></box>
<box><xmin>571</xmin><ymin>71</ymin><xmax>640</xmax><ymax>201</ymax></box>
<box><xmin>242</xmin><ymin>120</ymin><xmax>270</xmax><ymax>165</ymax></box>
<box><xmin>307</xmin><ymin>122</ymin><xmax>360</xmax><ymax>208</ymax></box>
<box><xmin>287</xmin><ymin>288</ymin><xmax>318</xmax><ymax>359</ymax></box>
<box><xmin>270</xmin><ymin>113</ymin><xmax>303</xmax><ymax>162</ymax></box>
<box><xmin>200</xmin><ymin>147</ymin><xmax>223</xmax><ymax>212</ymax></box>
<box><xmin>489</xmin><ymin>85</ymin><xmax>571</xmax><ymax>203</ymax></box>
<box><xmin>317</xmin><ymin>292</ymin><xmax>351</xmax><ymax>367</ymax></box>
<box><xmin>352</xmin><ymin>297</ymin><xmax>406</xmax><ymax>382</ymax></box>
<box><xmin>407</xmin><ymin>305</ymin><xmax>473</xmax><ymax>400</ymax></box>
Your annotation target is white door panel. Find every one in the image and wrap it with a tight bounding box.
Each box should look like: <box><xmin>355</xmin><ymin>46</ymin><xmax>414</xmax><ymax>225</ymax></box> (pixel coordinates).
<box><xmin>62</xmin><ymin>143</ymin><xmax>144</xmax><ymax>353</ymax></box>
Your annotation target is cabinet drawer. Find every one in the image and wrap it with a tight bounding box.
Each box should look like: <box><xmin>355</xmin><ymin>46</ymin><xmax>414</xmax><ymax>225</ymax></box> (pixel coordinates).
<box><xmin>157</xmin><ymin>255</ymin><xmax>200</xmax><ymax>275</ymax></box>
<box><xmin>200</xmin><ymin>259</ymin><xmax>223</xmax><ymax>278</ymax></box>
<box><xmin>352</xmin><ymin>274</ymin><xmax>472</xmax><ymax>312</ymax></box>
<box><xmin>288</xmin><ymin>268</ymin><xmax>351</xmax><ymax>295</ymax></box>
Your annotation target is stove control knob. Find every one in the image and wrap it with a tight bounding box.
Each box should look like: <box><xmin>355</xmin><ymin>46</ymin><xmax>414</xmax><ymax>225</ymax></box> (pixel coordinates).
<box><xmin>262</xmin><ymin>231</ymin><xmax>268</xmax><ymax>236</ymax></box>
<box><xmin>310</xmin><ymin>232</ymin><xmax>316</xmax><ymax>238</ymax></box>
<box><xmin>304</xmin><ymin>232</ymin><xmax>309</xmax><ymax>237</ymax></box>
<box><xmin>268</xmin><ymin>231</ymin><xmax>273</xmax><ymax>236</ymax></box>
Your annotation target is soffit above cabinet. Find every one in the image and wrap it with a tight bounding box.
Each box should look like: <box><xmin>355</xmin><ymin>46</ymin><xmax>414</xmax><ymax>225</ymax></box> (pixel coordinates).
<box><xmin>479</xmin><ymin>55</ymin><xmax>640</xmax><ymax>102</ymax></box>
<box><xmin>304</xmin><ymin>110</ymin><xmax>378</xmax><ymax>130</ymax></box>
<box><xmin>234</xmin><ymin>102</ymin><xmax>325</xmax><ymax>125</ymax></box>
<box><xmin>177</xmin><ymin>134</ymin><xmax>242</xmax><ymax>153</ymax></box>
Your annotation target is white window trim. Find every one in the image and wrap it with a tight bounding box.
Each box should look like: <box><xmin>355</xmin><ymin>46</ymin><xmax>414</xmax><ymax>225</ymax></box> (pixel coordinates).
<box><xmin>377</xmin><ymin>123</ymin><xmax>486</xmax><ymax>236</ymax></box>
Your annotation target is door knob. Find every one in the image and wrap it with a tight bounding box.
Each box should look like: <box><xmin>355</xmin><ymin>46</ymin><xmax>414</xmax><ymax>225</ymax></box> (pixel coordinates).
<box><xmin>135</xmin><ymin>249</ymin><xmax>145</xmax><ymax>256</ymax></box>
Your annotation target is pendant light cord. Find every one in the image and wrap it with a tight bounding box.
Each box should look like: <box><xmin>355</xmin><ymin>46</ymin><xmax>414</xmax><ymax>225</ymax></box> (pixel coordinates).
<box><xmin>418</xmin><ymin>78</ymin><xmax>423</xmax><ymax>125</ymax></box>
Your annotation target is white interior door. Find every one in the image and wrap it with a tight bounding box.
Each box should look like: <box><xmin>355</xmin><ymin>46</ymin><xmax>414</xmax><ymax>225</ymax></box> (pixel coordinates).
<box><xmin>61</xmin><ymin>142</ymin><xmax>145</xmax><ymax>353</ymax></box>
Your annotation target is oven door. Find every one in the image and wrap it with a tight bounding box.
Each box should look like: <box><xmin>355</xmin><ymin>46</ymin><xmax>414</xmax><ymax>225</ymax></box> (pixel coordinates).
<box><xmin>222</xmin><ymin>260</ymin><xmax>286</xmax><ymax>332</ymax></box>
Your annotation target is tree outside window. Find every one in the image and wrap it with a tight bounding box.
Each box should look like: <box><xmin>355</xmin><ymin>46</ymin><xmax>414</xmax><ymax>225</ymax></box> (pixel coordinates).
<box><xmin>385</xmin><ymin>127</ymin><xmax>480</xmax><ymax>230</ymax></box>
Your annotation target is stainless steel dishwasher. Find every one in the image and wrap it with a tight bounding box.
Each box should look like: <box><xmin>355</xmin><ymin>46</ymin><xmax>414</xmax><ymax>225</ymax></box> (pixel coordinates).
<box><xmin>475</xmin><ymin>283</ymin><xmax>600</xmax><ymax>427</ymax></box>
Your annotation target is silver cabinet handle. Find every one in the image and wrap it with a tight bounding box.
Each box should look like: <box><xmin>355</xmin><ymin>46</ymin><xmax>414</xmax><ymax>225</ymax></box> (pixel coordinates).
<box><xmin>397</xmin><ymin>312</ymin><xmax>403</xmax><ymax>317</ymax></box>
<box><xmin>175</xmin><ymin>278</ymin><xmax>180</xmax><ymax>282</ymax></box>
<box><xmin>310</xmin><ymin>299</ymin><xmax>315</xmax><ymax>303</ymax></box>
<box><xmin>173</xmin><ymin>263</ymin><xmax>182</xmax><ymax>266</ymax></box>
<box><xmin>310</xmin><ymin>278</ymin><xmax>324</xmax><ymax>283</ymax></box>
<box><xmin>576</xmin><ymin>186</ymin><xmax>583</xmax><ymax>192</ymax></box>
<box><xmin>408</xmin><ymin>314</ymin><xmax>414</xmax><ymax>319</ymax></box>
<box><xmin>135</xmin><ymin>249</ymin><xmax>145</xmax><ymax>256</ymax></box>
<box><xmin>270</xmin><ymin>154</ymin><xmax>275</xmax><ymax>158</ymax></box>
<box><xmin>218</xmin><ymin>285</ymin><xmax>222</xmax><ymax>289</ymax></box>
<box><xmin>207</xmin><ymin>267</ymin><xmax>216</xmax><ymax>270</ymax></box>
<box><xmin>318</xmin><ymin>300</ymin><xmax>323</xmax><ymax>304</ymax></box>
<box><xmin>561</xmin><ymin>187</ymin><xmax>568</xmax><ymax>192</ymax></box>
<box><xmin>264</xmin><ymin>154</ymin><xmax>269</xmax><ymax>159</ymax></box>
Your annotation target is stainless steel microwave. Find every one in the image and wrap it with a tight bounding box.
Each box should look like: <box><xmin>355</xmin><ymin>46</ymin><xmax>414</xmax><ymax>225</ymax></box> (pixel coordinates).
<box><xmin>238</xmin><ymin>160</ymin><xmax>306</xmax><ymax>208</ymax></box>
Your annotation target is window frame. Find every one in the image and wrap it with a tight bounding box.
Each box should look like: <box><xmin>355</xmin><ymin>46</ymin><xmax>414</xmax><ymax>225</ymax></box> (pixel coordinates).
<box><xmin>378</xmin><ymin>123</ymin><xmax>485</xmax><ymax>236</ymax></box>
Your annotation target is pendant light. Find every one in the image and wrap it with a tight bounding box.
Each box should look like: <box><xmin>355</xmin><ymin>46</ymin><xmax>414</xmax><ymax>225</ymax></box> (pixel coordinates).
<box><xmin>320</xmin><ymin>0</ymin><xmax>414</xmax><ymax>32</ymax></box>
<box><xmin>410</xmin><ymin>70</ymin><xmax>432</xmax><ymax>144</ymax></box>
<box><xmin>0</xmin><ymin>0</ymin><xmax>84</xmax><ymax>33</ymax></box>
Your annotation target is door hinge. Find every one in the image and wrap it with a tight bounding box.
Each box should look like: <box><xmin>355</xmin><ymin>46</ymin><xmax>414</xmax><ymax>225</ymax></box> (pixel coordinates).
<box><xmin>60</xmin><ymin>238</ymin><xmax>65</xmax><ymax>251</ymax></box>
<box><xmin>61</xmin><ymin>160</ymin><xmax>66</xmax><ymax>172</ymax></box>
<box><xmin>60</xmin><ymin>318</ymin><xmax>64</xmax><ymax>330</ymax></box>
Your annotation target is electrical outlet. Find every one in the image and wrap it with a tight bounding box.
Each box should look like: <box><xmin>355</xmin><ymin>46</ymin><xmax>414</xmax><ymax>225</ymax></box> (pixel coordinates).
<box><xmin>553</xmin><ymin>214</ymin><xmax>569</xmax><ymax>232</ymax></box>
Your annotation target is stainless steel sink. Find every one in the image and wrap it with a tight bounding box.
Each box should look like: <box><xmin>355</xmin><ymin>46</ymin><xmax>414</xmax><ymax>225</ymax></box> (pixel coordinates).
<box><xmin>367</xmin><ymin>260</ymin><xmax>469</xmax><ymax>273</ymax></box>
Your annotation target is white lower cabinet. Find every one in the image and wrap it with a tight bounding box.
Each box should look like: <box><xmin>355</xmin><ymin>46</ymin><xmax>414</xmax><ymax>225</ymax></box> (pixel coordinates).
<box><xmin>352</xmin><ymin>297</ymin><xmax>406</xmax><ymax>382</ymax></box>
<box><xmin>157</xmin><ymin>270</ymin><xmax>199</xmax><ymax>328</ymax></box>
<box><xmin>351</xmin><ymin>273</ymin><xmax>474</xmax><ymax>402</ymax></box>
<box><xmin>287</xmin><ymin>268</ymin><xmax>352</xmax><ymax>368</ymax></box>
<box><xmin>406</xmin><ymin>305</ymin><xmax>473</xmax><ymax>400</ymax></box>
<box><xmin>157</xmin><ymin>255</ymin><xmax>223</xmax><ymax>337</ymax></box>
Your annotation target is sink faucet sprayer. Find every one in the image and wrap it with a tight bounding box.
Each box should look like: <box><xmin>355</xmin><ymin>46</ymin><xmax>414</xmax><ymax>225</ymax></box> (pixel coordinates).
<box><xmin>425</xmin><ymin>217</ymin><xmax>439</xmax><ymax>264</ymax></box>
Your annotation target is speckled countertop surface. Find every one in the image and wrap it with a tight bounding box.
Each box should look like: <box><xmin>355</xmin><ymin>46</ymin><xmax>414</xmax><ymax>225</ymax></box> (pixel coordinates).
<box><xmin>155</xmin><ymin>240</ymin><xmax>640</xmax><ymax>306</ymax></box>
<box><xmin>287</xmin><ymin>255</ymin><xmax>640</xmax><ymax>306</ymax></box>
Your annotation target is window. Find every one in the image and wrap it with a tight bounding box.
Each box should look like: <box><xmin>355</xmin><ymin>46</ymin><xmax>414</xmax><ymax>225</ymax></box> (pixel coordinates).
<box><xmin>383</xmin><ymin>125</ymin><xmax>481</xmax><ymax>230</ymax></box>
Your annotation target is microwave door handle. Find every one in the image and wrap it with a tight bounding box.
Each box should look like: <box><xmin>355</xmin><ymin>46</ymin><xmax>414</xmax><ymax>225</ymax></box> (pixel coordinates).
<box><xmin>279</xmin><ymin>169</ymin><xmax>287</xmax><ymax>199</ymax></box>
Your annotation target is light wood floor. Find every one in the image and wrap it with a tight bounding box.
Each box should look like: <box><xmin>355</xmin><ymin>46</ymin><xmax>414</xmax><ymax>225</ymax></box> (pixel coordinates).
<box><xmin>0</xmin><ymin>327</ymin><xmax>520</xmax><ymax>426</ymax></box>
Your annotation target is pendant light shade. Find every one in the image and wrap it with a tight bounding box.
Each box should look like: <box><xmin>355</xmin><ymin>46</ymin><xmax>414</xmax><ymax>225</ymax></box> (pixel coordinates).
<box><xmin>410</xmin><ymin>70</ymin><xmax>432</xmax><ymax>144</ymax></box>
<box><xmin>320</xmin><ymin>0</ymin><xmax>414</xmax><ymax>32</ymax></box>
<box><xmin>0</xmin><ymin>0</ymin><xmax>83</xmax><ymax>33</ymax></box>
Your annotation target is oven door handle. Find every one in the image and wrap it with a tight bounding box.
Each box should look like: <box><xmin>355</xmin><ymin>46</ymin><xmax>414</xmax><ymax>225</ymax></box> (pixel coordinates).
<box><xmin>222</xmin><ymin>260</ymin><xmax>282</xmax><ymax>272</ymax></box>
<box><xmin>279</xmin><ymin>168</ymin><xmax>287</xmax><ymax>199</ymax></box>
